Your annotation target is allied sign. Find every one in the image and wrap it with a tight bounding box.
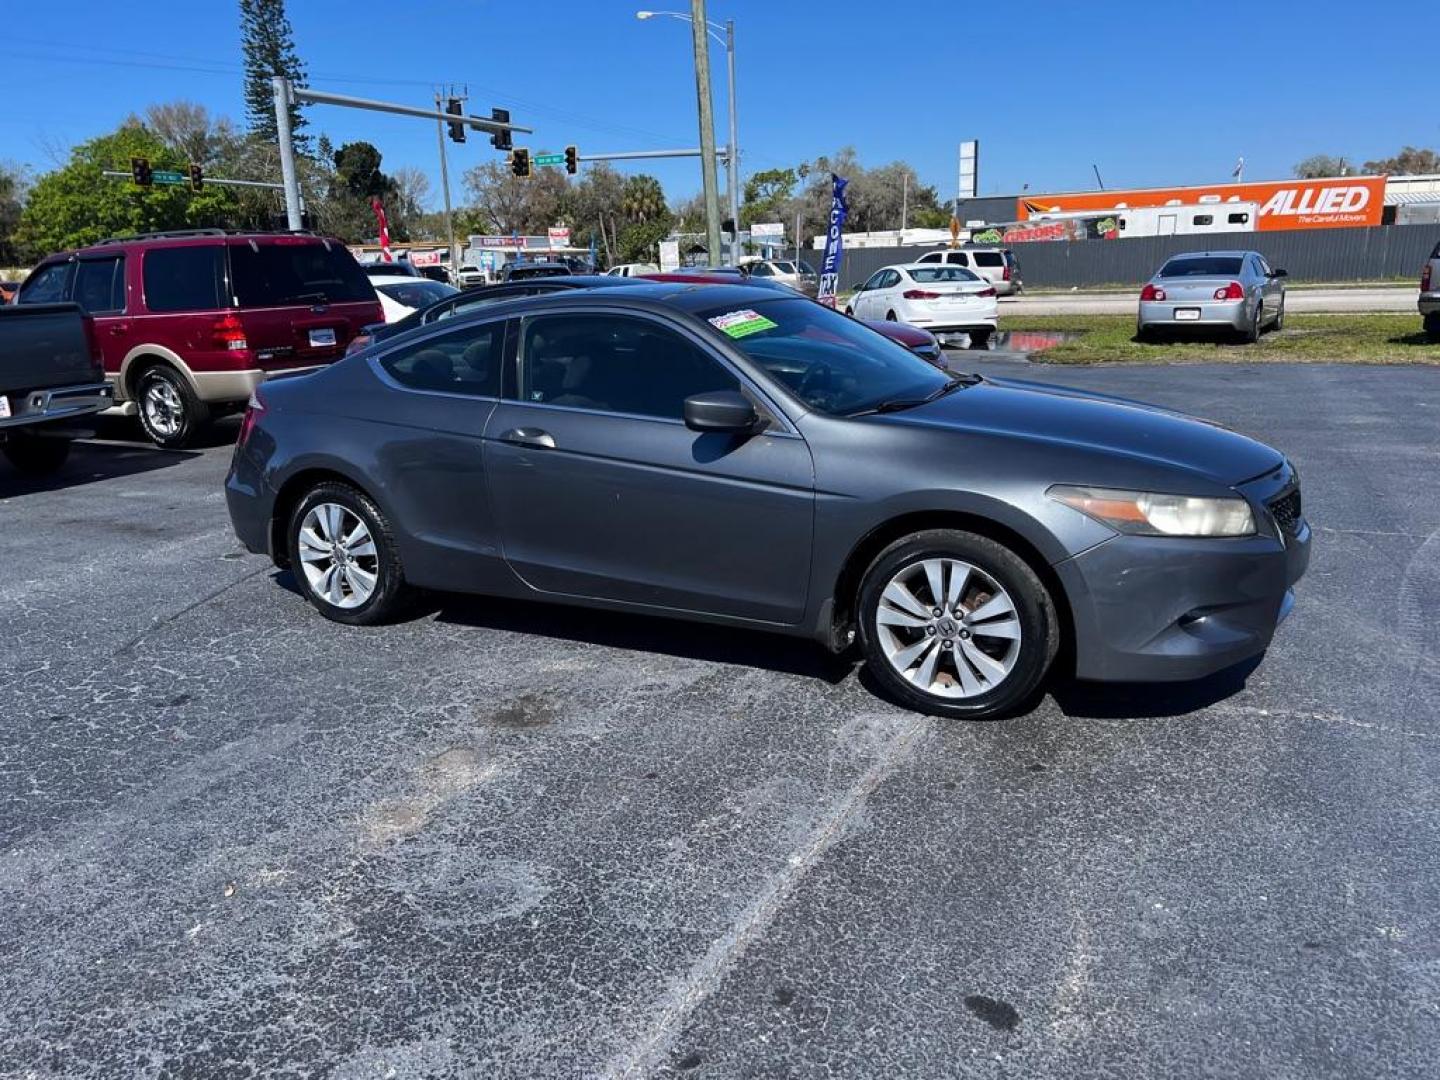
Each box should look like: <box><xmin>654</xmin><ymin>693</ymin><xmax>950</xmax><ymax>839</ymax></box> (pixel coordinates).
<box><xmin>816</xmin><ymin>174</ymin><xmax>849</xmax><ymax>308</ymax></box>
<box><xmin>1017</xmin><ymin>176</ymin><xmax>1387</xmax><ymax>232</ymax></box>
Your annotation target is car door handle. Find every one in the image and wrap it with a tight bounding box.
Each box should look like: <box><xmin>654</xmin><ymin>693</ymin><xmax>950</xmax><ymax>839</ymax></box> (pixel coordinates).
<box><xmin>108</xmin><ymin>322</ymin><xmax>130</xmax><ymax>334</ymax></box>
<box><xmin>499</xmin><ymin>427</ymin><xmax>555</xmax><ymax>449</ymax></box>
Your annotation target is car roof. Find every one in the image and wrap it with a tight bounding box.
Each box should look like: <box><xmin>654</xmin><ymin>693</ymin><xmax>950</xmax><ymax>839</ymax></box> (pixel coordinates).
<box><xmin>881</xmin><ymin>263</ymin><xmax>979</xmax><ymax>274</ymax></box>
<box><xmin>368</xmin><ymin>274</ymin><xmax>437</xmax><ymax>285</ymax></box>
<box><xmin>1165</xmin><ymin>250</ymin><xmax>1257</xmax><ymax>258</ymax></box>
<box><xmin>64</xmin><ymin>231</ymin><xmax>344</xmax><ymax>257</ymax></box>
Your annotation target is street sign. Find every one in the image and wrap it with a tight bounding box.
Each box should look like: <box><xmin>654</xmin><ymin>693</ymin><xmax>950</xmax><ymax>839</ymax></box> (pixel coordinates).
<box><xmin>751</xmin><ymin>222</ymin><xmax>784</xmax><ymax>238</ymax></box>
<box><xmin>533</xmin><ymin>153</ymin><xmax>565</xmax><ymax>167</ymax></box>
<box><xmin>151</xmin><ymin>170</ymin><xmax>186</xmax><ymax>186</ymax></box>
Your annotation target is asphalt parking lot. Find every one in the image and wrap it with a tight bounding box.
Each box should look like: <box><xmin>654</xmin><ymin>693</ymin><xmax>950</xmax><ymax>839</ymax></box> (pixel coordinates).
<box><xmin>2</xmin><ymin>360</ymin><xmax>1438</xmax><ymax>1079</ymax></box>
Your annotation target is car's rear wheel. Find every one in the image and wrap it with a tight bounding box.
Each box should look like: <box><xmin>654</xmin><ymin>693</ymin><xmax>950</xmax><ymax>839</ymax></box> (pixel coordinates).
<box><xmin>1241</xmin><ymin>303</ymin><xmax>1262</xmax><ymax>344</ymax></box>
<box><xmin>1272</xmin><ymin>299</ymin><xmax>1286</xmax><ymax>332</ymax></box>
<box><xmin>968</xmin><ymin>329</ymin><xmax>992</xmax><ymax>350</ymax></box>
<box><xmin>2</xmin><ymin>432</ymin><xmax>72</xmax><ymax>475</ymax></box>
<box><xmin>1425</xmin><ymin>313</ymin><xmax>1440</xmax><ymax>342</ymax></box>
<box><xmin>886</xmin><ymin>310</ymin><xmax>897</xmax><ymax>321</ymax></box>
<box><xmin>289</xmin><ymin>482</ymin><xmax>410</xmax><ymax>626</ymax></box>
<box><xmin>857</xmin><ymin>529</ymin><xmax>1058</xmax><ymax>720</ymax></box>
<box><xmin>136</xmin><ymin>365</ymin><xmax>209</xmax><ymax>449</ymax></box>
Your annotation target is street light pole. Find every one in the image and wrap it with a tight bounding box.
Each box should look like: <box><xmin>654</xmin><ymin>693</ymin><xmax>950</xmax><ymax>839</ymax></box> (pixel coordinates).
<box><xmin>688</xmin><ymin>0</ymin><xmax>723</xmax><ymax>263</ymax></box>
<box><xmin>724</xmin><ymin>19</ymin><xmax>740</xmax><ymax>264</ymax></box>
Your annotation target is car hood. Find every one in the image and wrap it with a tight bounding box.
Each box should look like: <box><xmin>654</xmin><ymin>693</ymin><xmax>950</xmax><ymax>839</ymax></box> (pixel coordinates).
<box><xmin>864</xmin><ymin>319</ymin><xmax>934</xmax><ymax>347</ymax></box>
<box><xmin>881</xmin><ymin>376</ymin><xmax>1282</xmax><ymax>485</ymax></box>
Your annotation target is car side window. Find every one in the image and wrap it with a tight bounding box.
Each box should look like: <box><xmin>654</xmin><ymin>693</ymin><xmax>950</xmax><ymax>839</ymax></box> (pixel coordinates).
<box><xmin>880</xmin><ymin>269</ymin><xmax>901</xmax><ymax>288</ymax></box>
<box><xmin>750</xmin><ymin>263</ymin><xmax>774</xmax><ymax>277</ymax></box>
<box><xmin>519</xmin><ymin>313</ymin><xmax>739</xmax><ymax>421</ymax></box>
<box><xmin>948</xmin><ymin>253</ymin><xmax>969</xmax><ymax>266</ymax></box>
<box><xmin>18</xmin><ymin>262</ymin><xmax>73</xmax><ymax>304</ymax></box>
<box><xmin>74</xmin><ymin>257</ymin><xmax>126</xmax><ymax>315</ymax></box>
<box><xmin>861</xmin><ymin>270</ymin><xmax>887</xmax><ymax>291</ymax></box>
<box><xmin>1256</xmin><ymin>256</ymin><xmax>1272</xmax><ymax>278</ymax></box>
<box><xmin>379</xmin><ymin>320</ymin><xmax>506</xmax><ymax>397</ymax></box>
<box><xmin>918</xmin><ymin>252</ymin><xmax>939</xmax><ymax>263</ymax></box>
<box><xmin>143</xmin><ymin>246</ymin><xmax>225</xmax><ymax>312</ymax></box>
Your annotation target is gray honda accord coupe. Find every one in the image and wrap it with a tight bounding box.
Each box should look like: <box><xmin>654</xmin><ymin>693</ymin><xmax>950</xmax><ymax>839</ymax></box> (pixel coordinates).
<box><xmin>226</xmin><ymin>283</ymin><xmax>1310</xmax><ymax>719</ymax></box>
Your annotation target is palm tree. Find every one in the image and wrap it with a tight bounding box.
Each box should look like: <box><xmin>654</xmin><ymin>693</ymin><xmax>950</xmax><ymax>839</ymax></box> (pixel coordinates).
<box><xmin>621</xmin><ymin>175</ymin><xmax>668</xmax><ymax>224</ymax></box>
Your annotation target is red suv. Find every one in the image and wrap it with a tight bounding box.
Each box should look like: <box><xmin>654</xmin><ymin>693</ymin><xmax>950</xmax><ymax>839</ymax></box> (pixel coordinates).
<box><xmin>17</xmin><ymin>230</ymin><xmax>382</xmax><ymax>447</ymax></box>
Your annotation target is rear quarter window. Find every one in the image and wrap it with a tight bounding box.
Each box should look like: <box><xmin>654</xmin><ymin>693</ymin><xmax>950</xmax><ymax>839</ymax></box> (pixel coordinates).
<box><xmin>143</xmin><ymin>246</ymin><xmax>226</xmax><ymax>312</ymax></box>
<box><xmin>972</xmin><ymin>252</ymin><xmax>1004</xmax><ymax>267</ymax></box>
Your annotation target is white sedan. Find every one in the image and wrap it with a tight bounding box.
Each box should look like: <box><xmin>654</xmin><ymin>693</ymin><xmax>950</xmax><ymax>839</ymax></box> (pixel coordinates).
<box><xmin>368</xmin><ymin>275</ymin><xmax>460</xmax><ymax>324</ymax></box>
<box><xmin>845</xmin><ymin>263</ymin><xmax>998</xmax><ymax>347</ymax></box>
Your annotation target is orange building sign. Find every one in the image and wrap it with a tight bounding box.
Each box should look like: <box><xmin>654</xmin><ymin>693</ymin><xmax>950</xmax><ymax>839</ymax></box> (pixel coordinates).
<box><xmin>1017</xmin><ymin>176</ymin><xmax>1387</xmax><ymax>232</ymax></box>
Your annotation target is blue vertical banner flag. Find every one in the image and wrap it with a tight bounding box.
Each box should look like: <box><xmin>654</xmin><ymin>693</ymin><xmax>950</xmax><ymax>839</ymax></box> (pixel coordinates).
<box><xmin>817</xmin><ymin>173</ymin><xmax>849</xmax><ymax>308</ymax></box>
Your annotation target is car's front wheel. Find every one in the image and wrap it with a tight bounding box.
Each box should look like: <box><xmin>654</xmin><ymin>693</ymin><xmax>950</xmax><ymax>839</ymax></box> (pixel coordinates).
<box><xmin>136</xmin><ymin>365</ymin><xmax>210</xmax><ymax>448</ymax></box>
<box><xmin>857</xmin><ymin>529</ymin><xmax>1058</xmax><ymax>720</ymax></box>
<box><xmin>1425</xmin><ymin>313</ymin><xmax>1439</xmax><ymax>342</ymax></box>
<box><xmin>2</xmin><ymin>432</ymin><xmax>72</xmax><ymax>475</ymax></box>
<box><xmin>289</xmin><ymin>482</ymin><xmax>410</xmax><ymax>625</ymax></box>
<box><xmin>1240</xmin><ymin>302</ymin><xmax>1262</xmax><ymax>344</ymax></box>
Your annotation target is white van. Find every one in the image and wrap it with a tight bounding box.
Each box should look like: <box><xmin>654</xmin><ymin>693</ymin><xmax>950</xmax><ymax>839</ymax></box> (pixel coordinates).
<box><xmin>605</xmin><ymin>263</ymin><xmax>660</xmax><ymax>278</ymax></box>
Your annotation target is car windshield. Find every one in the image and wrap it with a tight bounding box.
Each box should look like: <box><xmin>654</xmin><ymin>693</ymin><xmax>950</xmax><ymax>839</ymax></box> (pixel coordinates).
<box><xmin>1160</xmin><ymin>256</ymin><xmax>1245</xmax><ymax>278</ymax></box>
<box><xmin>695</xmin><ymin>297</ymin><xmax>951</xmax><ymax>416</ymax></box>
<box><xmin>376</xmin><ymin>281</ymin><xmax>458</xmax><ymax>308</ymax></box>
<box><xmin>909</xmin><ymin>266</ymin><xmax>980</xmax><ymax>283</ymax></box>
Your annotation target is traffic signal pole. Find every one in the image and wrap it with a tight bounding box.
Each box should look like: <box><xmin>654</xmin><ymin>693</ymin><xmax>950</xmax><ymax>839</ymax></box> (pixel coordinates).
<box><xmin>270</xmin><ymin>76</ymin><xmax>530</xmax><ymax>236</ymax></box>
<box><xmin>434</xmin><ymin>89</ymin><xmax>459</xmax><ymax>282</ymax></box>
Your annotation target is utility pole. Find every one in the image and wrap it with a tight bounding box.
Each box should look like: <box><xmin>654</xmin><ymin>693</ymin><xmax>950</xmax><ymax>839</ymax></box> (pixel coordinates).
<box><xmin>272</xmin><ymin>76</ymin><xmax>303</xmax><ymax>231</ymax></box>
<box><xmin>724</xmin><ymin>18</ymin><xmax>740</xmax><ymax>265</ymax></box>
<box><xmin>434</xmin><ymin>88</ymin><xmax>459</xmax><ymax>283</ymax></box>
<box><xmin>901</xmin><ymin>172</ymin><xmax>909</xmax><ymax>234</ymax></box>
<box><xmin>690</xmin><ymin>0</ymin><xmax>723</xmax><ymax>264</ymax></box>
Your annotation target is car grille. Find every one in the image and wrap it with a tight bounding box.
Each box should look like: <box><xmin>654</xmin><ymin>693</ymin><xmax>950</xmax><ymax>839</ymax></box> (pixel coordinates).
<box><xmin>1267</xmin><ymin>486</ymin><xmax>1302</xmax><ymax>537</ymax></box>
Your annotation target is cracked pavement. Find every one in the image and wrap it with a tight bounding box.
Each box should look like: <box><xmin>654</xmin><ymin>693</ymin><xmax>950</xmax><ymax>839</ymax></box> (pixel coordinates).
<box><xmin>1</xmin><ymin>360</ymin><xmax>1437</xmax><ymax>1078</ymax></box>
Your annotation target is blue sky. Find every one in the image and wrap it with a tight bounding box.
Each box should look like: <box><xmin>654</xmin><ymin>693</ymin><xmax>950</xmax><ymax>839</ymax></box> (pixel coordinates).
<box><xmin>5</xmin><ymin>0</ymin><xmax>1437</xmax><ymax>209</ymax></box>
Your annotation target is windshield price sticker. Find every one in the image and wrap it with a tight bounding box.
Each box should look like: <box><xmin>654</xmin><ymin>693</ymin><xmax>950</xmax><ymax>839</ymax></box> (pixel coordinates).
<box><xmin>708</xmin><ymin>309</ymin><xmax>777</xmax><ymax>339</ymax></box>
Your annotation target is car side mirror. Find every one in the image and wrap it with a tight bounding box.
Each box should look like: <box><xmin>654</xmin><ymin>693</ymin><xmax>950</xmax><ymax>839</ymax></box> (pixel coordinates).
<box><xmin>850</xmin><ymin>282</ymin><xmax>864</xmax><ymax>292</ymax></box>
<box><xmin>1272</xmin><ymin>268</ymin><xmax>1288</xmax><ymax>278</ymax></box>
<box><xmin>684</xmin><ymin>389</ymin><xmax>758</xmax><ymax>433</ymax></box>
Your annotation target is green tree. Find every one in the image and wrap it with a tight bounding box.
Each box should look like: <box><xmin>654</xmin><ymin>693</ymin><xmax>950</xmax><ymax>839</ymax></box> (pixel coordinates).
<box><xmin>1362</xmin><ymin>146</ymin><xmax>1440</xmax><ymax>176</ymax></box>
<box><xmin>460</xmin><ymin>157</ymin><xmax>571</xmax><ymax>236</ymax></box>
<box><xmin>741</xmin><ymin>167</ymin><xmax>796</xmax><ymax>224</ymax></box>
<box><xmin>0</xmin><ymin>163</ymin><xmax>26</xmax><ymax>266</ymax></box>
<box><xmin>620</xmin><ymin>175</ymin><xmax>668</xmax><ymax>224</ymax></box>
<box><xmin>323</xmin><ymin>141</ymin><xmax>402</xmax><ymax>243</ymax></box>
<box><xmin>239</xmin><ymin>0</ymin><xmax>307</xmax><ymax>144</ymax></box>
<box><xmin>14</xmin><ymin>122</ymin><xmax>239</xmax><ymax>259</ymax></box>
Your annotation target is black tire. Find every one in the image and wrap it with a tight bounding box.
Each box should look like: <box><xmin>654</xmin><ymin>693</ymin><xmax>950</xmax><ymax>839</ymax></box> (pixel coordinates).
<box><xmin>135</xmin><ymin>364</ymin><xmax>210</xmax><ymax>449</ymax></box>
<box><xmin>1240</xmin><ymin>303</ymin><xmax>1262</xmax><ymax>344</ymax></box>
<box><xmin>1425</xmin><ymin>313</ymin><xmax>1440</xmax><ymax>342</ymax></box>
<box><xmin>968</xmin><ymin>329</ymin><xmax>992</xmax><ymax>350</ymax></box>
<box><xmin>1272</xmin><ymin>299</ymin><xmax>1286</xmax><ymax>332</ymax></box>
<box><xmin>288</xmin><ymin>481</ymin><xmax>410</xmax><ymax>626</ymax></box>
<box><xmin>2</xmin><ymin>432</ymin><xmax>72</xmax><ymax>475</ymax></box>
<box><xmin>843</xmin><ymin>306</ymin><xmax>854</xmax><ymax>317</ymax></box>
<box><xmin>856</xmin><ymin>529</ymin><xmax>1059</xmax><ymax>720</ymax></box>
<box><xmin>886</xmin><ymin>310</ymin><xmax>897</xmax><ymax>321</ymax></box>
<box><xmin>1136</xmin><ymin>324</ymin><xmax>1157</xmax><ymax>344</ymax></box>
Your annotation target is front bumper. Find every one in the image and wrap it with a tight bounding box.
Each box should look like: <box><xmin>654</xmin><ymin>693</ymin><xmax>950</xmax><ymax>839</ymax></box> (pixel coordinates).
<box><xmin>0</xmin><ymin>381</ymin><xmax>113</xmax><ymax>432</ymax></box>
<box><xmin>1139</xmin><ymin>298</ymin><xmax>1249</xmax><ymax>331</ymax></box>
<box><xmin>1057</xmin><ymin>465</ymin><xmax>1310</xmax><ymax>682</ymax></box>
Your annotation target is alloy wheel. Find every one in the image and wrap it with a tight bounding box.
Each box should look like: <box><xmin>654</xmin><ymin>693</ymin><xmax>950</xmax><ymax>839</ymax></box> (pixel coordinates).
<box><xmin>142</xmin><ymin>378</ymin><xmax>185</xmax><ymax>437</ymax></box>
<box><xmin>297</xmin><ymin>503</ymin><xmax>380</xmax><ymax>609</ymax></box>
<box><xmin>873</xmin><ymin>558</ymin><xmax>1022</xmax><ymax>698</ymax></box>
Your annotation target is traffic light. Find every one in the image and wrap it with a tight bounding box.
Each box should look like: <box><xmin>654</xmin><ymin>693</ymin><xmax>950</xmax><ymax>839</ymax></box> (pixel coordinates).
<box><xmin>565</xmin><ymin>145</ymin><xmax>578</xmax><ymax>175</ymax></box>
<box><xmin>511</xmin><ymin>148</ymin><xmax>530</xmax><ymax>179</ymax></box>
<box><xmin>490</xmin><ymin>108</ymin><xmax>512</xmax><ymax>152</ymax></box>
<box><xmin>131</xmin><ymin>156</ymin><xmax>152</xmax><ymax>187</ymax></box>
<box><xmin>188</xmin><ymin>163</ymin><xmax>203</xmax><ymax>191</ymax></box>
<box><xmin>446</xmin><ymin>97</ymin><xmax>466</xmax><ymax>144</ymax></box>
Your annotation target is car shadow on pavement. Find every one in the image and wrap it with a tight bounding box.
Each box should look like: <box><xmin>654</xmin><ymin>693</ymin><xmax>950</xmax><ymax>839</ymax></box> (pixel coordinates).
<box><xmin>0</xmin><ymin>439</ymin><xmax>201</xmax><ymax>498</ymax></box>
<box><xmin>1047</xmin><ymin>656</ymin><xmax>1262</xmax><ymax>719</ymax></box>
<box><xmin>431</xmin><ymin>592</ymin><xmax>857</xmax><ymax>685</ymax></box>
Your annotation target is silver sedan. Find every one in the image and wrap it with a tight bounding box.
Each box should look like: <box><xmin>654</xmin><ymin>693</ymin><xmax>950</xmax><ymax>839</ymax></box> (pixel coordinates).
<box><xmin>1138</xmin><ymin>250</ymin><xmax>1287</xmax><ymax>342</ymax></box>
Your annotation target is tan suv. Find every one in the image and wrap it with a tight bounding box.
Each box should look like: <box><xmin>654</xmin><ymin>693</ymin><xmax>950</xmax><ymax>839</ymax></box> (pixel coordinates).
<box><xmin>1421</xmin><ymin>241</ymin><xmax>1439</xmax><ymax>341</ymax></box>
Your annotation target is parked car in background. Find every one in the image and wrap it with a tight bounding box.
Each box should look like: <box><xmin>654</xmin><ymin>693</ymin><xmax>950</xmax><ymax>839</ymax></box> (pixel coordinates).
<box><xmin>368</xmin><ymin>276</ymin><xmax>459</xmax><ymax>323</ymax></box>
<box><xmin>641</xmin><ymin>270</ymin><xmax>942</xmax><ymax>360</ymax></box>
<box><xmin>1138</xmin><ymin>250</ymin><xmax>1286</xmax><ymax>343</ymax></box>
<box><xmin>502</xmin><ymin>262</ymin><xmax>572</xmax><ymax>282</ymax></box>
<box><xmin>0</xmin><ymin>302</ymin><xmax>113</xmax><ymax>474</ymax></box>
<box><xmin>346</xmin><ymin>275</ymin><xmax>648</xmax><ymax>354</ymax></box>
<box><xmin>916</xmin><ymin>247</ymin><xmax>1023</xmax><ymax>295</ymax></box>
<box><xmin>1421</xmin><ymin>241</ymin><xmax>1440</xmax><ymax>341</ymax></box>
<box><xmin>228</xmin><ymin>282</ymin><xmax>1309</xmax><ymax>720</ymax></box>
<box><xmin>745</xmin><ymin>259</ymin><xmax>819</xmax><ymax>297</ymax></box>
<box><xmin>16</xmin><ymin>229</ymin><xmax>382</xmax><ymax>448</ymax></box>
<box><xmin>846</xmin><ymin>264</ymin><xmax>998</xmax><ymax>347</ymax></box>
<box><xmin>455</xmin><ymin>264</ymin><xmax>486</xmax><ymax>288</ymax></box>
<box><xmin>605</xmin><ymin>263</ymin><xmax>661</xmax><ymax>278</ymax></box>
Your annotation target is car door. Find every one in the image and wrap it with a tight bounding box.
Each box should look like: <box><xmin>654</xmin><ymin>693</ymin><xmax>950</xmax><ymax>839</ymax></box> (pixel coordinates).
<box><xmin>873</xmin><ymin>269</ymin><xmax>903</xmax><ymax>317</ymax></box>
<box><xmin>482</xmin><ymin>308</ymin><xmax>816</xmax><ymax>624</ymax></box>
<box><xmin>1255</xmin><ymin>255</ymin><xmax>1283</xmax><ymax>313</ymax></box>
<box><xmin>70</xmin><ymin>253</ymin><xmax>129</xmax><ymax>378</ymax></box>
<box><xmin>854</xmin><ymin>270</ymin><xmax>886</xmax><ymax>318</ymax></box>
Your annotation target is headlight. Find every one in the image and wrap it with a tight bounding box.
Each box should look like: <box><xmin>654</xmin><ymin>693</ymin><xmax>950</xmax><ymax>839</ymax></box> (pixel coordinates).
<box><xmin>1048</xmin><ymin>485</ymin><xmax>1255</xmax><ymax>537</ymax></box>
